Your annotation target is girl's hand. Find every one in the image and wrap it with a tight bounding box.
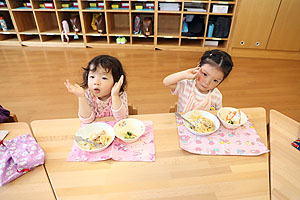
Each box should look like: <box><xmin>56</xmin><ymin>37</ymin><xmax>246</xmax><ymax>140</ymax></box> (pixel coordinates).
<box><xmin>64</xmin><ymin>80</ymin><xmax>85</xmax><ymax>98</ymax></box>
<box><xmin>111</xmin><ymin>75</ymin><xmax>124</xmax><ymax>97</ymax></box>
<box><xmin>184</xmin><ymin>67</ymin><xmax>201</xmax><ymax>80</ymax></box>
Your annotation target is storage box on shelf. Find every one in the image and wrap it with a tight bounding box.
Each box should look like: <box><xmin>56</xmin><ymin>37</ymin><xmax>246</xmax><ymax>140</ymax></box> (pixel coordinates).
<box><xmin>1</xmin><ymin>0</ymin><xmax>237</xmax><ymax>51</ymax></box>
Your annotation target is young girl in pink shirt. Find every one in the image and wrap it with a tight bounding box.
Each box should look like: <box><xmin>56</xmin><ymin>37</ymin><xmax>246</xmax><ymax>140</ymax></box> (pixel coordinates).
<box><xmin>163</xmin><ymin>49</ymin><xmax>233</xmax><ymax>112</ymax></box>
<box><xmin>64</xmin><ymin>55</ymin><xmax>128</xmax><ymax>123</ymax></box>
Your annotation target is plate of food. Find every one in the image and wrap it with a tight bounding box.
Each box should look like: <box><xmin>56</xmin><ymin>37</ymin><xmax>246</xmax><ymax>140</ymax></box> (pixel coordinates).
<box><xmin>183</xmin><ymin>110</ymin><xmax>220</xmax><ymax>136</ymax></box>
<box><xmin>217</xmin><ymin>107</ymin><xmax>248</xmax><ymax>129</ymax></box>
<box><xmin>114</xmin><ymin>118</ymin><xmax>145</xmax><ymax>143</ymax></box>
<box><xmin>74</xmin><ymin>122</ymin><xmax>115</xmax><ymax>152</ymax></box>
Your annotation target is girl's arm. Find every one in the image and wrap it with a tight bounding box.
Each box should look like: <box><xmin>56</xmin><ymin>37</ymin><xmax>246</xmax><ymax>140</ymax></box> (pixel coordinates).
<box><xmin>163</xmin><ymin>67</ymin><xmax>200</xmax><ymax>90</ymax></box>
<box><xmin>64</xmin><ymin>80</ymin><xmax>92</xmax><ymax>118</ymax></box>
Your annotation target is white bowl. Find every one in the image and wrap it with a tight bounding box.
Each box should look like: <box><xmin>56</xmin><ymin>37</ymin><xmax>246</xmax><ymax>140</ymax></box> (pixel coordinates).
<box><xmin>74</xmin><ymin>122</ymin><xmax>115</xmax><ymax>152</ymax></box>
<box><xmin>217</xmin><ymin>107</ymin><xmax>248</xmax><ymax>129</ymax></box>
<box><xmin>183</xmin><ymin>110</ymin><xmax>220</xmax><ymax>136</ymax></box>
<box><xmin>114</xmin><ymin>118</ymin><xmax>145</xmax><ymax>143</ymax></box>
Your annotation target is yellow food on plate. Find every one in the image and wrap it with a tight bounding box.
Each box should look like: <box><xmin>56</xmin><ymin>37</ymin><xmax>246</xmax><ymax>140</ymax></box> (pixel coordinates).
<box><xmin>79</xmin><ymin>130</ymin><xmax>111</xmax><ymax>150</ymax></box>
<box><xmin>186</xmin><ymin>111</ymin><xmax>215</xmax><ymax>133</ymax></box>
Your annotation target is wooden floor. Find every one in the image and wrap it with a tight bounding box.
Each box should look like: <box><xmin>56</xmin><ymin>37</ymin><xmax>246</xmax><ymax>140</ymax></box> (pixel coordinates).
<box><xmin>0</xmin><ymin>46</ymin><xmax>299</xmax><ymax>124</ymax></box>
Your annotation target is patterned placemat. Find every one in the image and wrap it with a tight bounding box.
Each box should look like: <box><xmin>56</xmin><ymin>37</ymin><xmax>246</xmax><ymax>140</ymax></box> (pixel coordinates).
<box><xmin>176</xmin><ymin>117</ymin><xmax>269</xmax><ymax>156</ymax></box>
<box><xmin>67</xmin><ymin>121</ymin><xmax>155</xmax><ymax>162</ymax></box>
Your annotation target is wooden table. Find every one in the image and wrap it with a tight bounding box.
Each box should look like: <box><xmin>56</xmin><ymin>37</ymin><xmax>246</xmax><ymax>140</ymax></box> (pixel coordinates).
<box><xmin>0</xmin><ymin>122</ymin><xmax>55</xmax><ymax>200</ymax></box>
<box><xmin>31</xmin><ymin>107</ymin><xmax>270</xmax><ymax>200</ymax></box>
<box><xmin>270</xmin><ymin>110</ymin><xmax>300</xmax><ymax>200</ymax></box>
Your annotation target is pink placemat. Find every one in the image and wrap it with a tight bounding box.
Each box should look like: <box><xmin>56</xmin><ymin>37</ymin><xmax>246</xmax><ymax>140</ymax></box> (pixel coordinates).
<box><xmin>176</xmin><ymin>117</ymin><xmax>269</xmax><ymax>156</ymax></box>
<box><xmin>67</xmin><ymin>121</ymin><xmax>155</xmax><ymax>162</ymax></box>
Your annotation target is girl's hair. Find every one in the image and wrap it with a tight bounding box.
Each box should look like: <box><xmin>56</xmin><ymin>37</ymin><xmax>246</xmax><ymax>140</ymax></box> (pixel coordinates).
<box><xmin>199</xmin><ymin>49</ymin><xmax>233</xmax><ymax>80</ymax></box>
<box><xmin>81</xmin><ymin>55</ymin><xmax>127</xmax><ymax>92</ymax></box>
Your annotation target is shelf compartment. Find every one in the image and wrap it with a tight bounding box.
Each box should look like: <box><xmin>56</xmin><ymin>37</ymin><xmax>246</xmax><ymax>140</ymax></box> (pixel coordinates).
<box><xmin>9</xmin><ymin>0</ymin><xmax>32</xmax><ymax>9</ymax></box>
<box><xmin>207</xmin><ymin>15</ymin><xmax>232</xmax><ymax>38</ymax></box>
<box><xmin>204</xmin><ymin>39</ymin><xmax>228</xmax><ymax>48</ymax></box>
<box><xmin>181</xmin><ymin>14</ymin><xmax>206</xmax><ymax>37</ymax></box>
<box><xmin>183</xmin><ymin>2</ymin><xmax>208</xmax><ymax>13</ymax></box>
<box><xmin>157</xmin><ymin>13</ymin><xmax>180</xmax><ymax>37</ymax></box>
<box><xmin>132</xmin><ymin>13</ymin><xmax>154</xmax><ymax>36</ymax></box>
<box><xmin>157</xmin><ymin>37</ymin><xmax>179</xmax><ymax>46</ymax></box>
<box><xmin>181</xmin><ymin>38</ymin><xmax>203</xmax><ymax>47</ymax></box>
<box><xmin>131</xmin><ymin>1</ymin><xmax>154</xmax><ymax>12</ymax></box>
<box><xmin>158</xmin><ymin>2</ymin><xmax>181</xmax><ymax>12</ymax></box>
<box><xmin>0</xmin><ymin>33</ymin><xmax>19</xmax><ymax>45</ymax></box>
<box><xmin>86</xmin><ymin>35</ymin><xmax>108</xmax><ymax>47</ymax></box>
<box><xmin>132</xmin><ymin>35</ymin><xmax>154</xmax><ymax>46</ymax></box>
<box><xmin>0</xmin><ymin>11</ymin><xmax>15</xmax><ymax>31</ymax></box>
<box><xmin>40</xmin><ymin>34</ymin><xmax>63</xmax><ymax>45</ymax></box>
<box><xmin>31</xmin><ymin>0</ymin><xmax>55</xmax><ymax>9</ymax></box>
<box><xmin>108</xmin><ymin>36</ymin><xmax>130</xmax><ymax>45</ymax></box>
<box><xmin>81</xmin><ymin>1</ymin><xmax>104</xmax><ymax>11</ymax></box>
<box><xmin>57</xmin><ymin>11</ymin><xmax>82</xmax><ymax>33</ymax></box>
<box><xmin>19</xmin><ymin>33</ymin><xmax>42</xmax><ymax>46</ymax></box>
<box><xmin>56</xmin><ymin>0</ymin><xmax>78</xmax><ymax>10</ymax></box>
<box><xmin>82</xmin><ymin>12</ymin><xmax>106</xmax><ymax>35</ymax></box>
<box><xmin>106</xmin><ymin>12</ymin><xmax>129</xmax><ymax>35</ymax></box>
<box><xmin>35</xmin><ymin>11</ymin><xmax>60</xmax><ymax>33</ymax></box>
<box><xmin>210</xmin><ymin>3</ymin><xmax>235</xmax><ymax>15</ymax></box>
<box><xmin>106</xmin><ymin>1</ymin><xmax>130</xmax><ymax>12</ymax></box>
<box><xmin>12</xmin><ymin>11</ymin><xmax>38</xmax><ymax>33</ymax></box>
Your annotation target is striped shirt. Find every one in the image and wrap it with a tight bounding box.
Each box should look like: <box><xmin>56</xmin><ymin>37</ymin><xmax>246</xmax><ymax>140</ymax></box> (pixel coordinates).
<box><xmin>172</xmin><ymin>79</ymin><xmax>222</xmax><ymax>112</ymax></box>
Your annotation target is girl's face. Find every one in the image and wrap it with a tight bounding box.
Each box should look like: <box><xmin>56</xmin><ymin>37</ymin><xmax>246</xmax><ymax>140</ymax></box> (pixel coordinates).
<box><xmin>88</xmin><ymin>66</ymin><xmax>114</xmax><ymax>101</ymax></box>
<box><xmin>195</xmin><ymin>64</ymin><xmax>224</xmax><ymax>94</ymax></box>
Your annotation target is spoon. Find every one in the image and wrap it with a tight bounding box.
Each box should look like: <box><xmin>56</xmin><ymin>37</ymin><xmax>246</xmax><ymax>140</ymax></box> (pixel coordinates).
<box><xmin>174</xmin><ymin>112</ymin><xmax>195</xmax><ymax>130</ymax></box>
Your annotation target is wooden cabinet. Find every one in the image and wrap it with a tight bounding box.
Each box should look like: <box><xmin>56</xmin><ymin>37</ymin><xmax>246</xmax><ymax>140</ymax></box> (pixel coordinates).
<box><xmin>266</xmin><ymin>0</ymin><xmax>300</xmax><ymax>52</ymax></box>
<box><xmin>231</xmin><ymin>0</ymin><xmax>300</xmax><ymax>60</ymax></box>
<box><xmin>231</xmin><ymin>0</ymin><xmax>281</xmax><ymax>49</ymax></box>
<box><xmin>0</xmin><ymin>0</ymin><xmax>238</xmax><ymax>51</ymax></box>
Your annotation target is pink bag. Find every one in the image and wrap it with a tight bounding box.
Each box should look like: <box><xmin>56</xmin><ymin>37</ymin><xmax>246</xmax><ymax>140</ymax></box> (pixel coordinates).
<box><xmin>0</xmin><ymin>133</ymin><xmax>45</xmax><ymax>186</ymax></box>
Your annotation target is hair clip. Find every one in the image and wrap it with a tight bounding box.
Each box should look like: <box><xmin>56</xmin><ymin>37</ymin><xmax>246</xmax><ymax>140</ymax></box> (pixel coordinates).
<box><xmin>209</xmin><ymin>53</ymin><xmax>213</xmax><ymax>57</ymax></box>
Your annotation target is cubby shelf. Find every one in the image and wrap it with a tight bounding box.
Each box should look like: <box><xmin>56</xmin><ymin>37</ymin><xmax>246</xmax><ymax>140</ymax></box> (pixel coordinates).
<box><xmin>0</xmin><ymin>0</ymin><xmax>237</xmax><ymax>51</ymax></box>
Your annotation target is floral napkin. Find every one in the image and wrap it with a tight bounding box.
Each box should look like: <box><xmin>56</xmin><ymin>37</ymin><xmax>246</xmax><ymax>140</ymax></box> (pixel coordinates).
<box><xmin>176</xmin><ymin>117</ymin><xmax>269</xmax><ymax>156</ymax></box>
<box><xmin>67</xmin><ymin>121</ymin><xmax>155</xmax><ymax>162</ymax></box>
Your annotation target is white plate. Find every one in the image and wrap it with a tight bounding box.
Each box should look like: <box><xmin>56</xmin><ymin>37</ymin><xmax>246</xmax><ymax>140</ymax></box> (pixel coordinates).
<box><xmin>183</xmin><ymin>110</ymin><xmax>220</xmax><ymax>136</ymax></box>
<box><xmin>74</xmin><ymin>122</ymin><xmax>115</xmax><ymax>152</ymax></box>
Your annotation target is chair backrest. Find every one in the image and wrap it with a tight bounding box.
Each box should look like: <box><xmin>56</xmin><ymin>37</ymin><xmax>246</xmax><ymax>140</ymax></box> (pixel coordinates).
<box><xmin>128</xmin><ymin>104</ymin><xmax>138</xmax><ymax>115</ymax></box>
<box><xmin>169</xmin><ymin>102</ymin><xmax>178</xmax><ymax>113</ymax></box>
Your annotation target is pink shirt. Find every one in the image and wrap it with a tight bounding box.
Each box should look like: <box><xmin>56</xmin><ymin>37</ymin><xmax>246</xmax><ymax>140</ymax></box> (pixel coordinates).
<box><xmin>79</xmin><ymin>89</ymin><xmax>128</xmax><ymax>123</ymax></box>
<box><xmin>172</xmin><ymin>79</ymin><xmax>222</xmax><ymax>112</ymax></box>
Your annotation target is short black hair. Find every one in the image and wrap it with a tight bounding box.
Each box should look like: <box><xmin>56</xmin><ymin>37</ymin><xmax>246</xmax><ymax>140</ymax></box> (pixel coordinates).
<box><xmin>81</xmin><ymin>55</ymin><xmax>127</xmax><ymax>93</ymax></box>
<box><xmin>199</xmin><ymin>49</ymin><xmax>233</xmax><ymax>80</ymax></box>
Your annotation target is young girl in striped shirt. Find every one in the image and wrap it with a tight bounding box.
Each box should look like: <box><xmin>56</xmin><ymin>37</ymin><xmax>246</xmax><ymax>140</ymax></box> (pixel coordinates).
<box><xmin>163</xmin><ymin>49</ymin><xmax>233</xmax><ymax>112</ymax></box>
<box><xmin>64</xmin><ymin>55</ymin><xmax>128</xmax><ymax>123</ymax></box>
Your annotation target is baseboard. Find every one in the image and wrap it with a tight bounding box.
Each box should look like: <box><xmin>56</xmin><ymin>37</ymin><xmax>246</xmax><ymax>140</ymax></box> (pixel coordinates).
<box><xmin>231</xmin><ymin>48</ymin><xmax>300</xmax><ymax>60</ymax></box>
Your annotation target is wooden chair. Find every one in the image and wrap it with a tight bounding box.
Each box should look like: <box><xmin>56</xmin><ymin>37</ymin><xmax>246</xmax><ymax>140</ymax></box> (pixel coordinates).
<box><xmin>6</xmin><ymin>112</ymin><xmax>18</xmax><ymax>122</ymax></box>
<box><xmin>169</xmin><ymin>102</ymin><xmax>178</xmax><ymax>113</ymax></box>
<box><xmin>128</xmin><ymin>104</ymin><xmax>138</xmax><ymax>115</ymax></box>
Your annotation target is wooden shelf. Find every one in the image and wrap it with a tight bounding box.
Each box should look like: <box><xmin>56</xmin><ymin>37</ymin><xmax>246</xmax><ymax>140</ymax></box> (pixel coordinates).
<box><xmin>0</xmin><ymin>0</ymin><xmax>237</xmax><ymax>51</ymax></box>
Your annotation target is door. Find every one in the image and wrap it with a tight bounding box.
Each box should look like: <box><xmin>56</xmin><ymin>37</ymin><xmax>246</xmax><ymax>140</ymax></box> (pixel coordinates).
<box><xmin>231</xmin><ymin>0</ymin><xmax>281</xmax><ymax>49</ymax></box>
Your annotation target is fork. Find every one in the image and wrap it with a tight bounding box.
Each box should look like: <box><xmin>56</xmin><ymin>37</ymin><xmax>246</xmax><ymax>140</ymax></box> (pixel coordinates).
<box><xmin>74</xmin><ymin>136</ymin><xmax>100</xmax><ymax>147</ymax></box>
<box><xmin>174</xmin><ymin>112</ymin><xmax>195</xmax><ymax>130</ymax></box>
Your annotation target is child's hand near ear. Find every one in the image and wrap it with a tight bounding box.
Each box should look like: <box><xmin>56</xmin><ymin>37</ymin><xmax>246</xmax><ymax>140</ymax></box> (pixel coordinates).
<box><xmin>64</xmin><ymin>80</ymin><xmax>85</xmax><ymax>98</ymax></box>
<box><xmin>111</xmin><ymin>75</ymin><xmax>124</xmax><ymax>97</ymax></box>
<box><xmin>184</xmin><ymin>67</ymin><xmax>201</xmax><ymax>80</ymax></box>
<box><xmin>111</xmin><ymin>75</ymin><xmax>124</xmax><ymax>110</ymax></box>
